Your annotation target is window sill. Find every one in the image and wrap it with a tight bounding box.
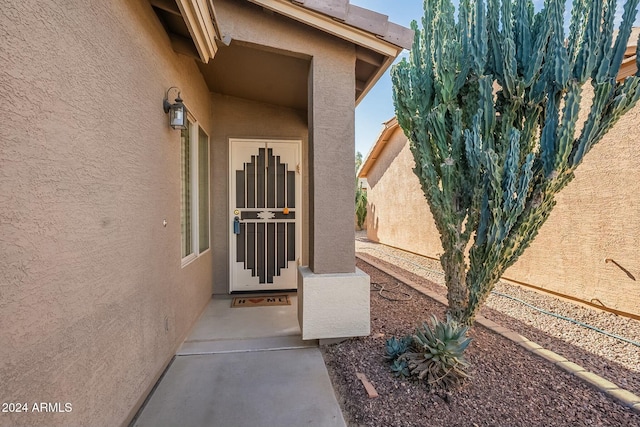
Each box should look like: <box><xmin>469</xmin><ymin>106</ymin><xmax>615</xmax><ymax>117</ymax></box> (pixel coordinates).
<box><xmin>181</xmin><ymin>253</ymin><xmax>197</xmax><ymax>268</ymax></box>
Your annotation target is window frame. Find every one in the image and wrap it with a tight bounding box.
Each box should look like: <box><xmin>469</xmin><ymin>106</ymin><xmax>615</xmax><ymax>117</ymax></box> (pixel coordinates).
<box><xmin>197</xmin><ymin>126</ymin><xmax>211</xmax><ymax>254</ymax></box>
<box><xmin>181</xmin><ymin>114</ymin><xmax>211</xmax><ymax>267</ymax></box>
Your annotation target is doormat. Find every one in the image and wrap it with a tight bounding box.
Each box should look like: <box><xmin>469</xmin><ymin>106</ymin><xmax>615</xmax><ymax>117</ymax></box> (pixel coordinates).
<box><xmin>231</xmin><ymin>295</ymin><xmax>291</xmax><ymax>308</ymax></box>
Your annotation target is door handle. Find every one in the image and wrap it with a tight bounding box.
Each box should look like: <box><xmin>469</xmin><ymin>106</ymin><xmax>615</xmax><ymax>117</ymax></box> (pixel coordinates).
<box><xmin>233</xmin><ymin>216</ymin><xmax>241</xmax><ymax>235</ymax></box>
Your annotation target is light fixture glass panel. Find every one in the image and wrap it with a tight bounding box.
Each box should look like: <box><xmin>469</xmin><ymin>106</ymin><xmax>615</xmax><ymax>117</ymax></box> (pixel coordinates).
<box><xmin>170</xmin><ymin>104</ymin><xmax>187</xmax><ymax>129</ymax></box>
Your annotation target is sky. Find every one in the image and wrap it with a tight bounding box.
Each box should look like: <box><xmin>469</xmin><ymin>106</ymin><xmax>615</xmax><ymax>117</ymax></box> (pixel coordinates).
<box><xmin>350</xmin><ymin>0</ymin><xmax>424</xmax><ymax>157</ymax></box>
<box><xmin>350</xmin><ymin>0</ymin><xmax>636</xmax><ymax>157</ymax></box>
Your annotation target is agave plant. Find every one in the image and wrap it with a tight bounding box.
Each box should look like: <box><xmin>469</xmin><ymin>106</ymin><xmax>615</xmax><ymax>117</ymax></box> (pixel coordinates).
<box><xmin>384</xmin><ymin>335</ymin><xmax>413</xmax><ymax>361</ymax></box>
<box><xmin>402</xmin><ymin>314</ymin><xmax>472</xmax><ymax>389</ymax></box>
<box><xmin>390</xmin><ymin>358</ymin><xmax>411</xmax><ymax>378</ymax></box>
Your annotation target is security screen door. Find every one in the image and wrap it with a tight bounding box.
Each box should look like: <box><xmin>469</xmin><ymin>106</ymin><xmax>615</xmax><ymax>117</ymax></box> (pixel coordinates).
<box><xmin>229</xmin><ymin>139</ymin><xmax>301</xmax><ymax>291</ymax></box>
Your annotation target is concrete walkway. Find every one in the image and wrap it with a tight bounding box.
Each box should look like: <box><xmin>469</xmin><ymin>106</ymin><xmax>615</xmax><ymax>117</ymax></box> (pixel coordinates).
<box><xmin>132</xmin><ymin>297</ymin><xmax>346</xmax><ymax>427</ymax></box>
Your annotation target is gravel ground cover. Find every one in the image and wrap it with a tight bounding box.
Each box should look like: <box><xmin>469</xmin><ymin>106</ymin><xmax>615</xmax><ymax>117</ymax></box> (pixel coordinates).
<box><xmin>354</xmin><ymin>233</ymin><xmax>640</xmax><ymax>396</ymax></box>
<box><xmin>321</xmin><ymin>258</ymin><xmax>640</xmax><ymax>427</ymax></box>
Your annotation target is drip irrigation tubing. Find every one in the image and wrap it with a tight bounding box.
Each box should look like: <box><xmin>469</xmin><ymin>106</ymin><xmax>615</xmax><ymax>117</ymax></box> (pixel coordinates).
<box><xmin>490</xmin><ymin>290</ymin><xmax>640</xmax><ymax>348</ymax></box>
<box><xmin>371</xmin><ymin>282</ymin><xmax>413</xmax><ymax>301</ymax></box>
<box><xmin>359</xmin><ymin>246</ymin><xmax>640</xmax><ymax>348</ymax></box>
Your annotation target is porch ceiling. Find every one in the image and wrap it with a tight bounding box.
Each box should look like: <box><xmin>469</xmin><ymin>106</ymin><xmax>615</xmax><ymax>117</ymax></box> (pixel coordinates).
<box><xmin>198</xmin><ymin>41</ymin><xmax>310</xmax><ymax>110</ymax></box>
<box><xmin>149</xmin><ymin>0</ymin><xmax>411</xmax><ymax>107</ymax></box>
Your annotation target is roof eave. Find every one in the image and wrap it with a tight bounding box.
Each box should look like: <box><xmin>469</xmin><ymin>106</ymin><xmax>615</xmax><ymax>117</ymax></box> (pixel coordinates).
<box><xmin>175</xmin><ymin>0</ymin><xmax>220</xmax><ymax>62</ymax></box>
<box><xmin>355</xmin><ymin>55</ymin><xmax>395</xmax><ymax>106</ymax></box>
<box><xmin>246</xmin><ymin>0</ymin><xmax>408</xmax><ymax>57</ymax></box>
<box><xmin>358</xmin><ymin>117</ymin><xmax>399</xmax><ymax>178</ymax></box>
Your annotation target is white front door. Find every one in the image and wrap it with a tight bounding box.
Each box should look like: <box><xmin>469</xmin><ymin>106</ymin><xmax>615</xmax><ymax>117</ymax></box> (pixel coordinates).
<box><xmin>229</xmin><ymin>139</ymin><xmax>301</xmax><ymax>292</ymax></box>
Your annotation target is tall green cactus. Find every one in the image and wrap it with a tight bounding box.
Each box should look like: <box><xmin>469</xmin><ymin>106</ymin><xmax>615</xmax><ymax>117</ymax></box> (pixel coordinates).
<box><xmin>392</xmin><ymin>0</ymin><xmax>640</xmax><ymax>325</ymax></box>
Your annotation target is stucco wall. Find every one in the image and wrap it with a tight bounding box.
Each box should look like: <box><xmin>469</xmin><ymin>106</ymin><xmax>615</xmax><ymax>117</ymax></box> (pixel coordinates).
<box><xmin>504</xmin><ymin>86</ymin><xmax>640</xmax><ymax>314</ymax></box>
<box><xmin>210</xmin><ymin>93</ymin><xmax>309</xmax><ymax>294</ymax></box>
<box><xmin>366</xmin><ymin>95</ymin><xmax>640</xmax><ymax>316</ymax></box>
<box><xmin>0</xmin><ymin>1</ymin><xmax>213</xmax><ymax>426</ymax></box>
<box><xmin>214</xmin><ymin>0</ymin><xmax>356</xmax><ymax>275</ymax></box>
<box><xmin>365</xmin><ymin>127</ymin><xmax>442</xmax><ymax>257</ymax></box>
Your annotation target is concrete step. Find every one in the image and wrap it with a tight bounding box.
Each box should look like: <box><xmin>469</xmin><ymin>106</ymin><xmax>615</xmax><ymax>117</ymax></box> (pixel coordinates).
<box><xmin>177</xmin><ymin>335</ymin><xmax>318</xmax><ymax>355</ymax></box>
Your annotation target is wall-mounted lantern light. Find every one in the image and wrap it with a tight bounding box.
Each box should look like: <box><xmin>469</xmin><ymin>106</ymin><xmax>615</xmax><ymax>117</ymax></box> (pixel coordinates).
<box><xmin>163</xmin><ymin>86</ymin><xmax>188</xmax><ymax>130</ymax></box>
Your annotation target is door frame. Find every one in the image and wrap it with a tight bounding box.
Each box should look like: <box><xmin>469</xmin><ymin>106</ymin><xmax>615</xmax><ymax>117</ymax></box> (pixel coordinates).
<box><xmin>228</xmin><ymin>138</ymin><xmax>302</xmax><ymax>293</ymax></box>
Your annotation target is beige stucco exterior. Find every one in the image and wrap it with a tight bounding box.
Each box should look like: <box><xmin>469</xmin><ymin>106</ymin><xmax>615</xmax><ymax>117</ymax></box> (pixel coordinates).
<box><xmin>364</xmin><ymin>123</ymin><xmax>442</xmax><ymax>258</ymax></box>
<box><xmin>2</xmin><ymin>0</ymin><xmax>410</xmax><ymax>425</ymax></box>
<box><xmin>362</xmin><ymin>87</ymin><xmax>640</xmax><ymax>317</ymax></box>
<box><xmin>1</xmin><ymin>1</ymin><xmax>213</xmax><ymax>426</ymax></box>
<box><xmin>505</xmin><ymin>84</ymin><xmax>640</xmax><ymax>315</ymax></box>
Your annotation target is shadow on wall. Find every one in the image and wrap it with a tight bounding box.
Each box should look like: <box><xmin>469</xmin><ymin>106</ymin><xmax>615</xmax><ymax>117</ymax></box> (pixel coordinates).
<box><xmin>366</xmin><ymin>202</ymin><xmax>380</xmax><ymax>243</ymax></box>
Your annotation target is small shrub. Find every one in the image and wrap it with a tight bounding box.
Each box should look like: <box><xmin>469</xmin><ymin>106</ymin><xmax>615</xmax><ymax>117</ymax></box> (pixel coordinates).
<box><xmin>355</xmin><ymin>186</ymin><xmax>367</xmax><ymax>230</ymax></box>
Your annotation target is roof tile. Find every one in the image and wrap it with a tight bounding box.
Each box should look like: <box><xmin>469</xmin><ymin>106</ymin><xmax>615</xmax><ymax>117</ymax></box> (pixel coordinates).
<box><xmin>293</xmin><ymin>0</ymin><xmax>348</xmax><ymax>21</ymax></box>
<box><xmin>293</xmin><ymin>0</ymin><xmax>413</xmax><ymax>49</ymax></box>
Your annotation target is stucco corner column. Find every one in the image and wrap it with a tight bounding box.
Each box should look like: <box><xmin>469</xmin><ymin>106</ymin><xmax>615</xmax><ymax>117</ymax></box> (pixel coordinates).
<box><xmin>297</xmin><ymin>52</ymin><xmax>370</xmax><ymax>340</ymax></box>
<box><xmin>298</xmin><ymin>266</ymin><xmax>370</xmax><ymax>340</ymax></box>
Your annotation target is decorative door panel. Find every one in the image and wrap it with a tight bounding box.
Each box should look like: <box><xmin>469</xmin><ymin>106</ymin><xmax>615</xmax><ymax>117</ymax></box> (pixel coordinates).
<box><xmin>230</xmin><ymin>140</ymin><xmax>300</xmax><ymax>291</ymax></box>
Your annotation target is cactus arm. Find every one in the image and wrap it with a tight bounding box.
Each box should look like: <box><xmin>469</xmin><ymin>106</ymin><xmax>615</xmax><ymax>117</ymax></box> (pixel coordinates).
<box><xmin>514</xmin><ymin>0</ymin><xmax>533</xmax><ymax>72</ymax></box>
<box><xmin>470</xmin><ymin>0</ymin><xmax>488</xmax><ymax>76</ymax></box>
<box><xmin>554</xmin><ymin>81</ymin><xmax>582</xmax><ymax>171</ymax></box>
<box><xmin>540</xmin><ymin>0</ymin><xmax>569</xmax><ymax>177</ymax></box>
<box><xmin>449</xmin><ymin>109</ymin><xmax>465</xmax><ymax>201</ymax></box>
<box><xmin>478</xmin><ymin>76</ymin><xmax>496</xmax><ymax>148</ymax></box>
<box><xmin>567</xmin><ymin>0</ymin><xmax>588</xmax><ymax>68</ymax></box>
<box><xmin>592</xmin><ymin>77</ymin><xmax>640</xmax><ymax>142</ymax></box>
<box><xmin>502</xmin><ymin>38</ymin><xmax>519</xmax><ymax>98</ymax></box>
<box><xmin>571</xmin><ymin>0</ymin><xmax>600</xmax><ymax>83</ymax></box>
<box><xmin>462</xmin><ymin>118</ymin><xmax>485</xmax><ymax>244</ymax></box>
<box><xmin>455</xmin><ymin>0</ymin><xmax>472</xmax><ymax>93</ymax></box>
<box><xmin>433</xmin><ymin>0</ymin><xmax>460</xmax><ymax>103</ymax></box>
<box><xmin>540</xmin><ymin>93</ymin><xmax>560</xmax><ymax>176</ymax></box>
<box><xmin>500</xmin><ymin>0</ymin><xmax>513</xmax><ymax>41</ymax></box>
<box><xmin>486</xmin><ymin>0</ymin><xmax>504</xmax><ymax>80</ymax></box>
<box><xmin>524</xmin><ymin>5</ymin><xmax>551</xmax><ymax>89</ymax></box>
<box><xmin>519</xmin><ymin>105</ymin><xmax>542</xmax><ymax>159</ymax></box>
<box><xmin>598</xmin><ymin>0</ymin><xmax>617</xmax><ymax>71</ymax></box>
<box><xmin>501</xmin><ymin>129</ymin><xmax>521</xmax><ymax>216</ymax></box>
<box><xmin>595</xmin><ymin>41</ymin><xmax>615</xmax><ymax>84</ymax></box>
<box><xmin>609</xmin><ymin>0</ymin><xmax>640</xmax><ymax>80</ymax></box>
<box><xmin>571</xmin><ymin>81</ymin><xmax>613</xmax><ymax>166</ymax></box>
<box><xmin>549</xmin><ymin>0</ymin><xmax>570</xmax><ymax>90</ymax></box>
<box><xmin>391</xmin><ymin>62</ymin><xmax>412</xmax><ymax>134</ymax></box>
<box><xmin>474</xmin><ymin>176</ymin><xmax>491</xmax><ymax>248</ymax></box>
<box><xmin>637</xmin><ymin>33</ymin><xmax>640</xmax><ymax>75</ymax></box>
<box><xmin>483</xmin><ymin>150</ymin><xmax>503</xmax><ymax>247</ymax></box>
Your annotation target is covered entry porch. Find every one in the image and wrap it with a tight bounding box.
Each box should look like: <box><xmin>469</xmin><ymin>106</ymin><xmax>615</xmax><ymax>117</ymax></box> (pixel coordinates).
<box><xmin>182</xmin><ymin>0</ymin><xmax>412</xmax><ymax>340</ymax></box>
